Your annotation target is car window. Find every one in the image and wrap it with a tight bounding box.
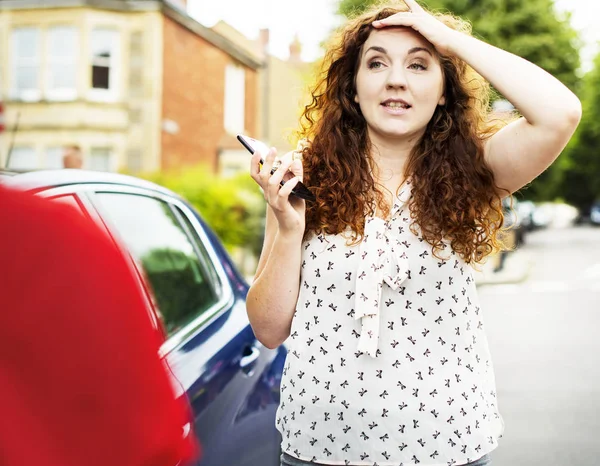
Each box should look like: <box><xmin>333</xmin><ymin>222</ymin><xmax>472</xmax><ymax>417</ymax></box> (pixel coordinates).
<box><xmin>50</xmin><ymin>195</ymin><xmax>85</xmax><ymax>214</ymax></box>
<box><xmin>96</xmin><ymin>193</ymin><xmax>220</xmax><ymax>336</ymax></box>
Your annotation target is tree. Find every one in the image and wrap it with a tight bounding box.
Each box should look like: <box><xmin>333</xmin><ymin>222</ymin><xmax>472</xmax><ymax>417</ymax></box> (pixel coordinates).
<box><xmin>338</xmin><ymin>0</ymin><xmax>375</xmax><ymax>18</ymax></box>
<box><xmin>559</xmin><ymin>52</ymin><xmax>600</xmax><ymax>214</ymax></box>
<box><xmin>337</xmin><ymin>0</ymin><xmax>582</xmax><ymax>200</ymax></box>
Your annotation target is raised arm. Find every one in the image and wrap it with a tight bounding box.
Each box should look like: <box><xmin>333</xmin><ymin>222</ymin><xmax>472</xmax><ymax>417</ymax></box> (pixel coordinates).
<box><xmin>446</xmin><ymin>30</ymin><xmax>581</xmax><ymax>194</ymax></box>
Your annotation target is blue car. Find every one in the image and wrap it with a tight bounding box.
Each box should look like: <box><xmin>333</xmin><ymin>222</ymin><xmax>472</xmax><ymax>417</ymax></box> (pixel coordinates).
<box><xmin>0</xmin><ymin>169</ymin><xmax>284</xmax><ymax>466</ymax></box>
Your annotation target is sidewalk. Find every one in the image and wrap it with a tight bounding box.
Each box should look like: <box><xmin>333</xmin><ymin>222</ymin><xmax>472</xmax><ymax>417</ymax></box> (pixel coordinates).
<box><xmin>473</xmin><ymin>248</ymin><xmax>533</xmax><ymax>286</ymax></box>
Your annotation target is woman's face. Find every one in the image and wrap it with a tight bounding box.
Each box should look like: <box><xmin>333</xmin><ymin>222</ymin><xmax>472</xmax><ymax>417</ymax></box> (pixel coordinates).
<box><xmin>354</xmin><ymin>27</ymin><xmax>445</xmax><ymax>144</ymax></box>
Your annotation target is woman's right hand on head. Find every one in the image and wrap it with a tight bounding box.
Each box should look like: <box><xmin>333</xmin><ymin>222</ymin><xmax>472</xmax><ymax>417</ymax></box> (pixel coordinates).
<box><xmin>250</xmin><ymin>146</ymin><xmax>306</xmax><ymax>237</ymax></box>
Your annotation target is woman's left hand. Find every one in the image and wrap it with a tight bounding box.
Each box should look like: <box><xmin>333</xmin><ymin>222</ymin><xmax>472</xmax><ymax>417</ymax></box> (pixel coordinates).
<box><xmin>372</xmin><ymin>0</ymin><xmax>460</xmax><ymax>56</ymax></box>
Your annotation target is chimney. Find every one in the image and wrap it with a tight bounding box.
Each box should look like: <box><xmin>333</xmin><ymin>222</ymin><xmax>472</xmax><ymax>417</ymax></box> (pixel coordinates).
<box><xmin>289</xmin><ymin>34</ymin><xmax>302</xmax><ymax>63</ymax></box>
<box><xmin>258</xmin><ymin>28</ymin><xmax>270</xmax><ymax>58</ymax></box>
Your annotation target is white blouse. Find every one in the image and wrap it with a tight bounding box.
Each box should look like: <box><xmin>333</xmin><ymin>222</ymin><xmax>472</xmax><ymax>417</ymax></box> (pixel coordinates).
<box><xmin>275</xmin><ymin>181</ymin><xmax>504</xmax><ymax>465</ymax></box>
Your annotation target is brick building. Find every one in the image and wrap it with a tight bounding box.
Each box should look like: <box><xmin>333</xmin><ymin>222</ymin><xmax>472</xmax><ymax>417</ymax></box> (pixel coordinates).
<box><xmin>0</xmin><ymin>0</ymin><xmax>262</xmax><ymax>174</ymax></box>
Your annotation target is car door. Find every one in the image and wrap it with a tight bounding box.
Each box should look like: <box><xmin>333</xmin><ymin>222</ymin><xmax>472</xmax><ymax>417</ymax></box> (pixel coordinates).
<box><xmin>87</xmin><ymin>188</ymin><xmax>283</xmax><ymax>466</ymax></box>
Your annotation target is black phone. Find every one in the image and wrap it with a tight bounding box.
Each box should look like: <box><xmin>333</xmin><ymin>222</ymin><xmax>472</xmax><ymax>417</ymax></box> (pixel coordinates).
<box><xmin>237</xmin><ymin>134</ymin><xmax>316</xmax><ymax>202</ymax></box>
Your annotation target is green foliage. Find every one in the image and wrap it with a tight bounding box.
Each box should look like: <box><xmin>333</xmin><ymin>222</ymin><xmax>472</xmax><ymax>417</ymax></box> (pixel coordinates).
<box><xmin>559</xmin><ymin>52</ymin><xmax>600</xmax><ymax>213</ymax></box>
<box><xmin>338</xmin><ymin>0</ymin><xmax>375</xmax><ymax>17</ymax></box>
<box><xmin>138</xmin><ymin>165</ymin><xmax>266</xmax><ymax>257</ymax></box>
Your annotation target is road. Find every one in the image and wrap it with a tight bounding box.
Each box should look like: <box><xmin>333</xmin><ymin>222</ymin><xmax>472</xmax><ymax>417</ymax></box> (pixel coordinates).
<box><xmin>480</xmin><ymin>225</ymin><xmax>600</xmax><ymax>465</ymax></box>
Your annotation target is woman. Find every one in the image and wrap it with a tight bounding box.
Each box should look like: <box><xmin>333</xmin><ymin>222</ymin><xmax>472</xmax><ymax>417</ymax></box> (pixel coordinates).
<box><xmin>247</xmin><ymin>1</ymin><xmax>581</xmax><ymax>465</ymax></box>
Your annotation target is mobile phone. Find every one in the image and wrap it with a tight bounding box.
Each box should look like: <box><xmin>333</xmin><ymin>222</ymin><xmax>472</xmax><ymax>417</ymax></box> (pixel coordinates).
<box><xmin>237</xmin><ymin>134</ymin><xmax>316</xmax><ymax>202</ymax></box>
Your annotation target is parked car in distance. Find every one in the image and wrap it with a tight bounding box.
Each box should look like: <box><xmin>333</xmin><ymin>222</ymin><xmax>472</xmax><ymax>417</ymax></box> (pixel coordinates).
<box><xmin>0</xmin><ymin>169</ymin><xmax>284</xmax><ymax>466</ymax></box>
<box><xmin>590</xmin><ymin>201</ymin><xmax>600</xmax><ymax>226</ymax></box>
<box><xmin>530</xmin><ymin>202</ymin><xmax>554</xmax><ymax>229</ymax></box>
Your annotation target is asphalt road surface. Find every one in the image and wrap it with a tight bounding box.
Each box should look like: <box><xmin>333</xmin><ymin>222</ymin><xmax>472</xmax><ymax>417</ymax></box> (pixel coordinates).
<box><xmin>480</xmin><ymin>225</ymin><xmax>600</xmax><ymax>465</ymax></box>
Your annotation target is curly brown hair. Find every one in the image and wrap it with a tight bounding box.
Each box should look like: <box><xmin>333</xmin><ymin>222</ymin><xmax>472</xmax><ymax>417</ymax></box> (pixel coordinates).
<box><xmin>296</xmin><ymin>0</ymin><xmax>510</xmax><ymax>264</ymax></box>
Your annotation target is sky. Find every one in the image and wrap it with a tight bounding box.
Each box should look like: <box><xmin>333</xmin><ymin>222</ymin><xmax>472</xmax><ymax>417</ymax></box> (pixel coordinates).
<box><xmin>555</xmin><ymin>0</ymin><xmax>600</xmax><ymax>72</ymax></box>
<box><xmin>189</xmin><ymin>0</ymin><xmax>600</xmax><ymax>72</ymax></box>
<box><xmin>188</xmin><ymin>0</ymin><xmax>340</xmax><ymax>61</ymax></box>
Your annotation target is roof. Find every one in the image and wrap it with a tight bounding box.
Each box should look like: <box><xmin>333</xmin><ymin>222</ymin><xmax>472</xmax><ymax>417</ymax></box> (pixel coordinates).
<box><xmin>0</xmin><ymin>169</ymin><xmax>179</xmax><ymax>198</ymax></box>
<box><xmin>0</xmin><ymin>0</ymin><xmax>263</xmax><ymax>70</ymax></box>
<box><xmin>211</xmin><ymin>21</ymin><xmax>264</xmax><ymax>63</ymax></box>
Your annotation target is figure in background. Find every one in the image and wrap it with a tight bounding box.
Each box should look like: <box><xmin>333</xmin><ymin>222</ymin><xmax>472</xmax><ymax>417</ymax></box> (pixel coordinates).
<box><xmin>63</xmin><ymin>144</ymin><xmax>83</xmax><ymax>169</ymax></box>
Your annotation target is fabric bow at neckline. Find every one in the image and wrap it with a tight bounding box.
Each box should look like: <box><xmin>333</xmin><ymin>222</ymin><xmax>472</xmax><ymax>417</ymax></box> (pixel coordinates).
<box><xmin>354</xmin><ymin>217</ymin><xmax>410</xmax><ymax>357</ymax></box>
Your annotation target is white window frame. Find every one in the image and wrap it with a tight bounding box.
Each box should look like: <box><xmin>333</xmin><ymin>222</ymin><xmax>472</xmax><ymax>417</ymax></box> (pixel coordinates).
<box><xmin>223</xmin><ymin>64</ymin><xmax>245</xmax><ymax>135</ymax></box>
<box><xmin>219</xmin><ymin>148</ymin><xmax>250</xmax><ymax>178</ymax></box>
<box><xmin>45</xmin><ymin>146</ymin><xmax>65</xmax><ymax>169</ymax></box>
<box><xmin>89</xmin><ymin>28</ymin><xmax>120</xmax><ymax>102</ymax></box>
<box><xmin>10</xmin><ymin>27</ymin><xmax>41</xmax><ymax>102</ymax></box>
<box><xmin>46</xmin><ymin>26</ymin><xmax>79</xmax><ymax>101</ymax></box>
<box><xmin>7</xmin><ymin>146</ymin><xmax>38</xmax><ymax>170</ymax></box>
<box><xmin>89</xmin><ymin>146</ymin><xmax>114</xmax><ymax>172</ymax></box>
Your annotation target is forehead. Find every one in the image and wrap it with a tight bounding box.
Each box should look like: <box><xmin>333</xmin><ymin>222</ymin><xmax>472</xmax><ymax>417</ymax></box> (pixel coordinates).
<box><xmin>362</xmin><ymin>27</ymin><xmax>436</xmax><ymax>57</ymax></box>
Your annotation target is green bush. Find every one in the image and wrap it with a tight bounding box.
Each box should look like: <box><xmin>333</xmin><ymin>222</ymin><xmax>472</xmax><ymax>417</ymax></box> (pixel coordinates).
<box><xmin>137</xmin><ymin>165</ymin><xmax>266</xmax><ymax>259</ymax></box>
